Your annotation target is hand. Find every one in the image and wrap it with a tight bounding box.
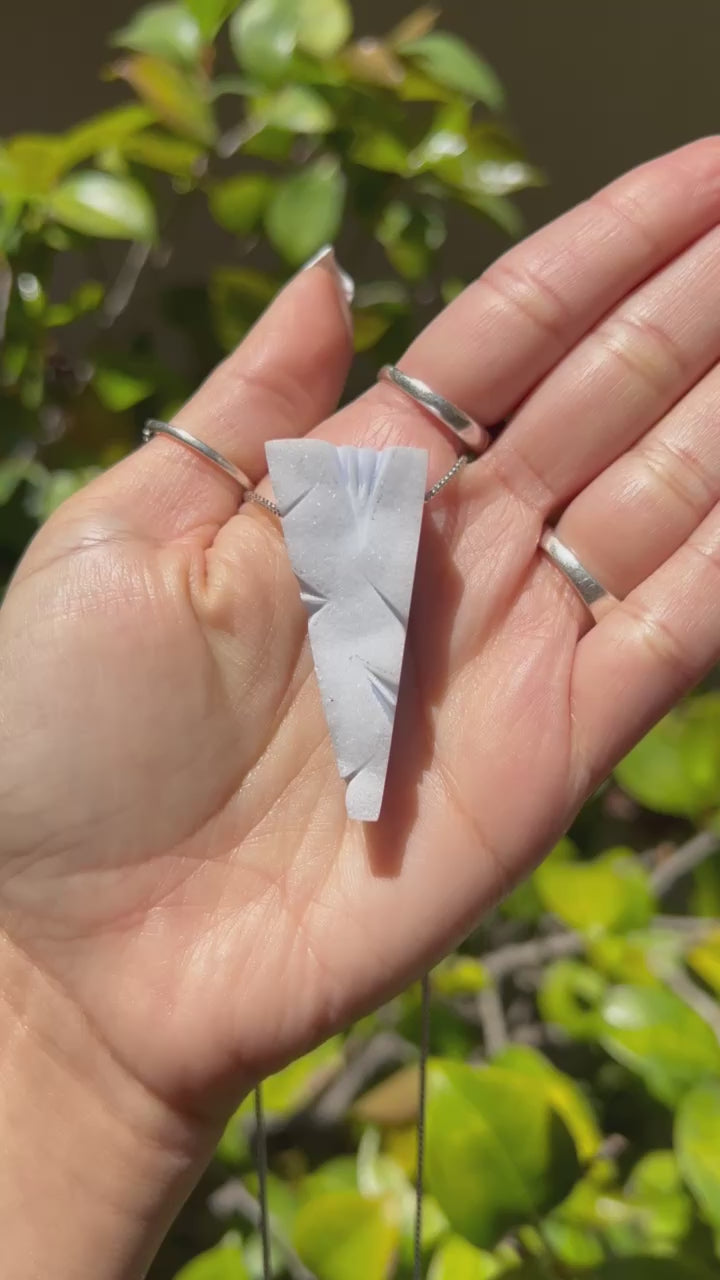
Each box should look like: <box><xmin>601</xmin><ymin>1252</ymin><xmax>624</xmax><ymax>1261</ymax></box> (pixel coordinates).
<box><xmin>3</xmin><ymin>140</ymin><xmax>720</xmax><ymax>1271</ymax></box>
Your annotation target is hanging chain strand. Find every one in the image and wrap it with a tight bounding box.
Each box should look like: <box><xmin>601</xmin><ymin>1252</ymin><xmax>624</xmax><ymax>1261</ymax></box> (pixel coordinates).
<box><xmin>245</xmin><ymin>453</ymin><xmax>471</xmax><ymax>517</ymax></box>
<box><xmin>414</xmin><ymin>971</ymin><xmax>432</xmax><ymax>1280</ymax></box>
<box><xmin>254</xmin><ymin>1085</ymin><xmax>272</xmax><ymax>1280</ymax></box>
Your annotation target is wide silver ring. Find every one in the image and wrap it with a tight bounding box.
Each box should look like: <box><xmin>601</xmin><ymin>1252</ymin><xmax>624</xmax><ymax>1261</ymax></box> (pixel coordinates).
<box><xmin>143</xmin><ymin>420</ymin><xmax>253</xmax><ymax>495</ymax></box>
<box><xmin>378</xmin><ymin>365</ymin><xmax>490</xmax><ymax>456</ymax></box>
<box><xmin>540</xmin><ymin>530</ymin><xmax>620</xmax><ymax>622</ymax></box>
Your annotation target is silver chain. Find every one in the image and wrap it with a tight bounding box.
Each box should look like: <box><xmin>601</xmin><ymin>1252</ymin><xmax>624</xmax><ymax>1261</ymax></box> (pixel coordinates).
<box><xmin>255</xmin><ymin>1085</ymin><xmax>272</xmax><ymax>1280</ymax></box>
<box><xmin>245</xmin><ymin>453</ymin><xmax>471</xmax><ymax>517</ymax></box>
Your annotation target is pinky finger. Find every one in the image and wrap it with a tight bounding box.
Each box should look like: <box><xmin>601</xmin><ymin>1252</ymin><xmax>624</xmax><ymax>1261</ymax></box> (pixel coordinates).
<box><xmin>571</xmin><ymin>505</ymin><xmax>720</xmax><ymax>788</ymax></box>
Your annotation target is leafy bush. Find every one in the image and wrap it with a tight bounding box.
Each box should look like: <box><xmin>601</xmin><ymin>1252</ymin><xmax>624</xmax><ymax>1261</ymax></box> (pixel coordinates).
<box><xmin>0</xmin><ymin>0</ymin><xmax>540</xmax><ymax>584</ymax></box>
<box><xmin>2</xmin><ymin>3</ymin><xmax>719</xmax><ymax>1278</ymax></box>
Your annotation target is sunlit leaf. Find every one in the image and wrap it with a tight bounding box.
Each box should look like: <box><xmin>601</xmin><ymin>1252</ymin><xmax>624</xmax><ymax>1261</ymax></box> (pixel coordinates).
<box><xmin>111</xmin><ymin>54</ymin><xmax>217</xmax><ymax>144</ymax></box>
<box><xmin>429</xmin><ymin>1234</ymin><xmax>503</xmax><ymax>1280</ymax></box>
<box><xmin>0</xmin><ymin>135</ymin><xmax>68</xmax><ymax>198</ymax></box>
<box><xmin>294</xmin><ymin>1192</ymin><xmax>400</xmax><ymax>1280</ymax></box>
<box><xmin>426</xmin><ymin>1060</ymin><xmax>579</xmax><ymax>1249</ymax></box>
<box><xmin>431</xmin><ymin>955</ymin><xmax>488</xmax><ymax>997</ymax></box>
<box><xmin>47</xmin><ymin>171</ymin><xmax>157</xmax><ymax>240</ymax></box>
<box><xmin>113</xmin><ymin>3</ymin><xmax>203</xmax><ymax>66</ymax></box>
<box><xmin>253</xmin><ymin>85</ymin><xmax>335</xmax><ymax>133</ymax></box>
<box><xmin>265</xmin><ymin>157</ymin><xmax>345</xmax><ymax>265</ymax></box>
<box><xmin>493</xmin><ymin>1045</ymin><xmax>602</xmax><ymax>1163</ymax></box>
<box><xmin>676</xmin><ymin>1081</ymin><xmax>720</xmax><ymax>1231</ymax></box>
<box><xmin>61</xmin><ymin>106</ymin><xmax>155</xmax><ymax>170</ymax></box>
<box><xmin>230</xmin><ymin>0</ymin><xmax>299</xmax><ymax>82</ymax></box>
<box><xmin>297</xmin><ymin>0</ymin><xmax>352</xmax><ymax>58</ymax></box>
<box><xmin>539</xmin><ymin>960</ymin><xmax>606</xmax><ymax>1041</ymax></box>
<box><xmin>688</xmin><ymin>932</ymin><xmax>720</xmax><ymax>996</ymax></box>
<box><xmin>600</xmin><ymin>985</ymin><xmax>720</xmax><ymax>1105</ymax></box>
<box><xmin>94</xmin><ymin>359</ymin><xmax>155</xmax><ymax>411</ymax></box>
<box><xmin>46</xmin><ymin>280</ymin><xmax>105</xmax><ymax>327</ymax></box>
<box><xmin>615</xmin><ymin>694</ymin><xmax>720</xmax><ymax>817</ymax></box>
<box><xmin>184</xmin><ymin>0</ymin><xmax>236</xmax><ymax>41</ymax></box>
<box><xmin>209</xmin><ymin>174</ymin><xmax>274</xmax><ymax>234</ymax></box>
<box><xmin>351</xmin><ymin>131</ymin><xmax>408</xmax><ymax>175</ymax></box>
<box><xmin>536</xmin><ymin>848</ymin><xmax>656</xmax><ymax>934</ymax></box>
<box><xmin>122</xmin><ymin>129</ymin><xmax>205</xmax><ymax>177</ymax></box>
<box><xmin>398</xmin><ymin>32</ymin><xmax>505</xmax><ymax>110</ymax></box>
<box><xmin>173</xmin><ymin>1242</ymin><xmax>250</xmax><ymax>1279</ymax></box>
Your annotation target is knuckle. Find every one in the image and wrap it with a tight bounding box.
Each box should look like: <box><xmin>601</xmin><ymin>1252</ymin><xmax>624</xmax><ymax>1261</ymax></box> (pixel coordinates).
<box><xmin>593</xmin><ymin>310</ymin><xmax>691</xmax><ymax>400</ymax></box>
<box><xmin>635</xmin><ymin>435</ymin><xmax>716</xmax><ymax>517</ymax></box>
<box><xmin>481</xmin><ymin>256</ymin><xmax>573</xmax><ymax>350</ymax></box>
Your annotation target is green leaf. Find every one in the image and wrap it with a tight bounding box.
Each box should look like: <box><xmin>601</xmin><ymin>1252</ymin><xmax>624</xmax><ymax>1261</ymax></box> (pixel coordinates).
<box><xmin>425</xmin><ymin>1060</ymin><xmax>580</xmax><ymax>1249</ymax></box>
<box><xmin>536</xmin><ymin>848</ymin><xmax>656</xmax><ymax>934</ymax></box>
<box><xmin>253</xmin><ymin>85</ymin><xmax>335</xmax><ymax>133</ymax></box>
<box><xmin>210</xmin><ymin>266</ymin><xmax>279</xmax><ymax>350</ymax></box>
<box><xmin>47</xmin><ymin>171</ymin><xmax>157</xmax><ymax>241</ymax></box>
<box><xmin>184</xmin><ymin>0</ymin><xmax>236</xmax><ymax>41</ymax></box>
<box><xmin>173</xmin><ymin>1242</ymin><xmax>250</xmax><ymax>1279</ymax></box>
<box><xmin>220</xmin><ymin>1036</ymin><xmax>345</xmax><ymax>1159</ymax></box>
<box><xmin>265</xmin><ymin>157</ymin><xmax>345</xmax><ymax>266</ymax></box>
<box><xmin>622</xmin><ymin>1150</ymin><xmax>694</xmax><ymax>1249</ymax></box>
<box><xmin>589</xmin><ymin>1262</ymin><xmax>716</xmax><ymax>1279</ymax></box>
<box><xmin>398</xmin><ymin>33</ymin><xmax>505</xmax><ymax>110</ymax></box>
<box><xmin>209</xmin><ymin>174</ymin><xmax>275</xmax><ymax>234</ymax></box>
<box><xmin>296</xmin><ymin>0</ymin><xmax>352</xmax><ymax>58</ymax></box>
<box><xmin>230</xmin><ymin>0</ymin><xmax>299</xmax><ymax>82</ymax></box>
<box><xmin>429</xmin><ymin>1235</ymin><xmax>503</xmax><ymax>1280</ymax></box>
<box><xmin>432</xmin><ymin>956</ymin><xmax>488</xmax><ymax>998</ymax></box>
<box><xmin>492</xmin><ymin>1045</ymin><xmax>602</xmax><ymax>1163</ymax></box>
<box><xmin>376</xmin><ymin>201</ymin><xmax>445</xmax><ymax>281</ymax></box>
<box><xmin>0</xmin><ymin>135</ymin><xmax>68</xmax><ymax>198</ymax></box>
<box><xmin>539</xmin><ymin>960</ymin><xmax>606</xmax><ymax>1040</ymax></box>
<box><xmin>615</xmin><ymin>694</ymin><xmax>720</xmax><ymax>817</ymax></box>
<box><xmin>122</xmin><ymin>130</ymin><xmax>205</xmax><ymax>178</ymax></box>
<box><xmin>688</xmin><ymin>932</ymin><xmax>720</xmax><ymax>995</ymax></box>
<box><xmin>351</xmin><ymin>131</ymin><xmax>409</xmax><ymax>175</ymax></box>
<box><xmin>93</xmin><ymin>359</ymin><xmax>155</xmax><ymax>411</ymax></box>
<box><xmin>60</xmin><ymin>105</ymin><xmax>155</xmax><ymax>169</ymax></box>
<box><xmin>25</xmin><ymin>467</ymin><xmax>102</xmax><ymax>521</ymax></box>
<box><xmin>294</xmin><ymin>1192</ymin><xmax>399</xmax><ymax>1280</ymax></box>
<box><xmin>113</xmin><ymin>3</ymin><xmax>203</xmax><ymax>65</ymax></box>
<box><xmin>468</xmin><ymin>192</ymin><xmax>523</xmax><ymax>238</ymax></box>
<box><xmin>676</xmin><ymin>1081</ymin><xmax>720</xmax><ymax>1230</ymax></box>
<box><xmin>112</xmin><ymin>54</ymin><xmax>217</xmax><ymax>145</ymax></box>
<box><xmin>599</xmin><ymin>985</ymin><xmax>720</xmax><ymax>1105</ymax></box>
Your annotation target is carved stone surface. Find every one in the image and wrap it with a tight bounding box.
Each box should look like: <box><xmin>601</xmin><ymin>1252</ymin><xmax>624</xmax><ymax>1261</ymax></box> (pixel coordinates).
<box><xmin>266</xmin><ymin>439</ymin><xmax>428</xmax><ymax>822</ymax></box>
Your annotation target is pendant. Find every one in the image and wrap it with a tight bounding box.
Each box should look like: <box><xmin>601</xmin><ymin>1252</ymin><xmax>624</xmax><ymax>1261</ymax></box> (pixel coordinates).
<box><xmin>266</xmin><ymin>440</ymin><xmax>428</xmax><ymax>822</ymax></box>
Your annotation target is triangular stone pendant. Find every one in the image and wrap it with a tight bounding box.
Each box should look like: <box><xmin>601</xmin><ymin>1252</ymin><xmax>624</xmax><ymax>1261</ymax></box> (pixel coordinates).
<box><xmin>266</xmin><ymin>440</ymin><xmax>428</xmax><ymax>822</ymax></box>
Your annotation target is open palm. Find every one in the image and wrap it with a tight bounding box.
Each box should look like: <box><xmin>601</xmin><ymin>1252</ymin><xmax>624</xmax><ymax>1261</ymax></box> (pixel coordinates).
<box><xmin>3</xmin><ymin>141</ymin><xmax>720</xmax><ymax>1131</ymax></box>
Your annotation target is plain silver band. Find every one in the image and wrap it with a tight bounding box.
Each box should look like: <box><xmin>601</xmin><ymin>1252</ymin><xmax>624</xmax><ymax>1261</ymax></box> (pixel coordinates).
<box><xmin>378</xmin><ymin>365</ymin><xmax>490</xmax><ymax>456</ymax></box>
<box><xmin>540</xmin><ymin>530</ymin><xmax>619</xmax><ymax>622</ymax></box>
<box><xmin>143</xmin><ymin>420</ymin><xmax>253</xmax><ymax>494</ymax></box>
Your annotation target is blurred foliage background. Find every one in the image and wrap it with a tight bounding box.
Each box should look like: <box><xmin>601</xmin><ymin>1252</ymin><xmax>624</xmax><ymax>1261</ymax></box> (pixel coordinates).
<box><xmin>2</xmin><ymin>2</ymin><xmax>720</xmax><ymax>1278</ymax></box>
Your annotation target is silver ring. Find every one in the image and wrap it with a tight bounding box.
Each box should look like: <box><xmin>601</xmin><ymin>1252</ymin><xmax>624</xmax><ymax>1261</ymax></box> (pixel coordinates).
<box><xmin>540</xmin><ymin>530</ymin><xmax>620</xmax><ymax>622</ymax></box>
<box><xmin>378</xmin><ymin>365</ymin><xmax>490</xmax><ymax>456</ymax></box>
<box><xmin>143</xmin><ymin>420</ymin><xmax>253</xmax><ymax>495</ymax></box>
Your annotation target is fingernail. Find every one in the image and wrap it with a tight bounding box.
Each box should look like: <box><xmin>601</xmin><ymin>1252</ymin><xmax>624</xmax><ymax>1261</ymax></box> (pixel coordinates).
<box><xmin>302</xmin><ymin>245</ymin><xmax>355</xmax><ymax>332</ymax></box>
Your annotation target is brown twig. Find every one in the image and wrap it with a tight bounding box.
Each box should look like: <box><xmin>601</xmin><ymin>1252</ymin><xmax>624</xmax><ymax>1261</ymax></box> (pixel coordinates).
<box><xmin>311</xmin><ymin>1031</ymin><xmax>415</xmax><ymax>1126</ymax></box>
<box><xmin>650</xmin><ymin>830</ymin><xmax>719</xmax><ymax>897</ymax></box>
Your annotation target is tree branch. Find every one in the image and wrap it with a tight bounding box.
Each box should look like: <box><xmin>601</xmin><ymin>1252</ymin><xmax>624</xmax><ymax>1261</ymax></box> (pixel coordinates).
<box><xmin>650</xmin><ymin>830</ymin><xmax>719</xmax><ymax>897</ymax></box>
